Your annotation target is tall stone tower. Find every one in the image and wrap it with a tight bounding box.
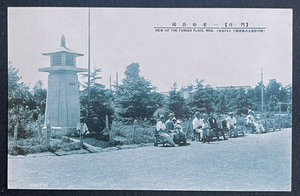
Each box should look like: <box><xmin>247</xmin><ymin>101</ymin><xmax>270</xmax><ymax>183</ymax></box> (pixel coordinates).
<box><xmin>39</xmin><ymin>35</ymin><xmax>87</xmax><ymax>135</ymax></box>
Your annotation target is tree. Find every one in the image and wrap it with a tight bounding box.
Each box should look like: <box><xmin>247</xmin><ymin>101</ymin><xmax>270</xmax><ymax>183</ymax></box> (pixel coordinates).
<box><xmin>80</xmin><ymin>67</ymin><xmax>114</xmax><ymax>136</ymax></box>
<box><xmin>8</xmin><ymin>62</ymin><xmax>41</xmax><ymax>138</ymax></box>
<box><xmin>33</xmin><ymin>80</ymin><xmax>47</xmax><ymax>115</ymax></box>
<box><xmin>235</xmin><ymin>88</ymin><xmax>254</xmax><ymax>115</ymax></box>
<box><xmin>8</xmin><ymin>63</ymin><xmax>36</xmax><ymax>109</ymax></box>
<box><xmin>214</xmin><ymin>89</ymin><xmax>230</xmax><ymax>114</ymax></box>
<box><xmin>115</xmin><ymin>63</ymin><xmax>162</xmax><ymax>119</ymax></box>
<box><xmin>80</xmin><ymin>65</ymin><xmax>102</xmax><ymax>88</ymax></box>
<box><xmin>188</xmin><ymin>79</ymin><xmax>215</xmax><ymax>114</ymax></box>
<box><xmin>168</xmin><ymin>83</ymin><xmax>190</xmax><ymax>119</ymax></box>
<box><xmin>265</xmin><ymin>79</ymin><xmax>288</xmax><ymax>112</ymax></box>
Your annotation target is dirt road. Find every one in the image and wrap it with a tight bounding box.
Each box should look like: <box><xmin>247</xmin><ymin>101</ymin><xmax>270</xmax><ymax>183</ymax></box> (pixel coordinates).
<box><xmin>8</xmin><ymin>128</ymin><xmax>291</xmax><ymax>191</ymax></box>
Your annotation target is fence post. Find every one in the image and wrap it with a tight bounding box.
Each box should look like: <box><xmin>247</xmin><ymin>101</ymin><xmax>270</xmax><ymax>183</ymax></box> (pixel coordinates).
<box><xmin>80</xmin><ymin>129</ymin><xmax>83</xmax><ymax>149</ymax></box>
<box><xmin>46</xmin><ymin>116</ymin><xmax>51</xmax><ymax>149</ymax></box>
<box><xmin>132</xmin><ymin>120</ymin><xmax>137</xmax><ymax>139</ymax></box>
<box><xmin>105</xmin><ymin>115</ymin><xmax>109</xmax><ymax>132</ymax></box>
<box><xmin>37</xmin><ymin>114</ymin><xmax>43</xmax><ymax>143</ymax></box>
<box><xmin>110</xmin><ymin>121</ymin><xmax>115</xmax><ymax>138</ymax></box>
<box><xmin>13</xmin><ymin>124</ymin><xmax>18</xmax><ymax>147</ymax></box>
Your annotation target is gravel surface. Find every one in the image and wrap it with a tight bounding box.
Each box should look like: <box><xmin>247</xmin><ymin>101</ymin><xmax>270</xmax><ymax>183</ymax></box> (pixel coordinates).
<box><xmin>8</xmin><ymin>128</ymin><xmax>291</xmax><ymax>191</ymax></box>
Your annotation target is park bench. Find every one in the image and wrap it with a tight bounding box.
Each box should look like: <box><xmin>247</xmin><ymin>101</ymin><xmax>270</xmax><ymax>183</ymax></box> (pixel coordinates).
<box><xmin>153</xmin><ymin>128</ymin><xmax>166</xmax><ymax>146</ymax></box>
<box><xmin>222</xmin><ymin>119</ymin><xmax>245</xmax><ymax>137</ymax></box>
<box><xmin>265</xmin><ymin>118</ymin><xmax>282</xmax><ymax>132</ymax></box>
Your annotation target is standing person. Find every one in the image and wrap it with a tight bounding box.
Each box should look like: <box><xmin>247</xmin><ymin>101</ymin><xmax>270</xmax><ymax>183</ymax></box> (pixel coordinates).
<box><xmin>208</xmin><ymin>113</ymin><xmax>228</xmax><ymax>141</ymax></box>
<box><xmin>192</xmin><ymin>112</ymin><xmax>204</xmax><ymax>141</ymax></box>
<box><xmin>226</xmin><ymin>112</ymin><xmax>237</xmax><ymax>137</ymax></box>
<box><xmin>77</xmin><ymin>117</ymin><xmax>90</xmax><ymax>137</ymax></box>
<box><xmin>156</xmin><ymin>115</ymin><xmax>178</xmax><ymax>147</ymax></box>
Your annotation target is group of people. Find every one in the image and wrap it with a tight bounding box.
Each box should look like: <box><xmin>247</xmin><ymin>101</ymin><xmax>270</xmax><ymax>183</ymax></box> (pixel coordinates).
<box><xmin>245</xmin><ymin>110</ymin><xmax>266</xmax><ymax>133</ymax></box>
<box><xmin>156</xmin><ymin>110</ymin><xmax>241</xmax><ymax>146</ymax></box>
<box><xmin>156</xmin><ymin>113</ymin><xmax>186</xmax><ymax>147</ymax></box>
<box><xmin>192</xmin><ymin>112</ymin><xmax>238</xmax><ymax>143</ymax></box>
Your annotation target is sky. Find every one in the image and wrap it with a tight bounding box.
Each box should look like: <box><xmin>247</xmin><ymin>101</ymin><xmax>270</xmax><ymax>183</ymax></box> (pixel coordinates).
<box><xmin>8</xmin><ymin>8</ymin><xmax>292</xmax><ymax>92</ymax></box>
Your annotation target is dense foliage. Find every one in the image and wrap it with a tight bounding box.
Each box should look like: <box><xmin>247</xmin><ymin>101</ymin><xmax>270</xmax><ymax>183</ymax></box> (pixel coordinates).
<box><xmin>79</xmin><ymin>66</ymin><xmax>114</xmax><ymax>136</ymax></box>
<box><xmin>9</xmin><ymin>61</ymin><xmax>291</xmax><ymax>140</ymax></box>
<box><xmin>8</xmin><ymin>63</ymin><xmax>45</xmax><ymax>138</ymax></box>
<box><xmin>114</xmin><ymin>63</ymin><xmax>163</xmax><ymax>120</ymax></box>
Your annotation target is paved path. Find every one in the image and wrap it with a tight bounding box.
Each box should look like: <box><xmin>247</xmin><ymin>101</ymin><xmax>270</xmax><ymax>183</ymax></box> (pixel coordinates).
<box><xmin>8</xmin><ymin>128</ymin><xmax>291</xmax><ymax>191</ymax></box>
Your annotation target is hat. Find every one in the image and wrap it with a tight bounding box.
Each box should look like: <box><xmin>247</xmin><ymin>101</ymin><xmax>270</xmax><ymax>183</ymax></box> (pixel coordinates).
<box><xmin>229</xmin><ymin>112</ymin><xmax>234</xmax><ymax>115</ymax></box>
<box><xmin>248</xmin><ymin>110</ymin><xmax>254</xmax><ymax>114</ymax></box>
<box><xmin>195</xmin><ymin>112</ymin><xmax>200</xmax><ymax>115</ymax></box>
<box><xmin>177</xmin><ymin>120</ymin><xmax>181</xmax><ymax>124</ymax></box>
<box><xmin>160</xmin><ymin>115</ymin><xmax>164</xmax><ymax>119</ymax></box>
<box><xmin>256</xmin><ymin>117</ymin><xmax>260</xmax><ymax>119</ymax></box>
<box><xmin>168</xmin><ymin>113</ymin><xmax>174</xmax><ymax>116</ymax></box>
<box><xmin>172</xmin><ymin>117</ymin><xmax>177</xmax><ymax>121</ymax></box>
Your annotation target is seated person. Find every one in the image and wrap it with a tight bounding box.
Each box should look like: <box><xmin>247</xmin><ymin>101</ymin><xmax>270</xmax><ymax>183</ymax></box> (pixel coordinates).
<box><xmin>156</xmin><ymin>115</ymin><xmax>178</xmax><ymax>147</ymax></box>
<box><xmin>226</xmin><ymin>112</ymin><xmax>236</xmax><ymax>130</ymax></box>
<box><xmin>201</xmin><ymin>113</ymin><xmax>211</xmax><ymax>143</ymax></box>
<box><xmin>208</xmin><ymin>113</ymin><xmax>228</xmax><ymax>141</ymax></box>
<box><xmin>246</xmin><ymin>110</ymin><xmax>265</xmax><ymax>133</ymax></box>
<box><xmin>192</xmin><ymin>112</ymin><xmax>204</xmax><ymax>141</ymax></box>
<box><xmin>165</xmin><ymin>113</ymin><xmax>178</xmax><ymax>141</ymax></box>
<box><xmin>255</xmin><ymin>117</ymin><xmax>266</xmax><ymax>134</ymax></box>
<box><xmin>173</xmin><ymin>117</ymin><xmax>178</xmax><ymax>127</ymax></box>
<box><xmin>174</xmin><ymin>120</ymin><xmax>186</xmax><ymax>143</ymax></box>
<box><xmin>246</xmin><ymin>110</ymin><xmax>255</xmax><ymax>127</ymax></box>
<box><xmin>77</xmin><ymin>118</ymin><xmax>90</xmax><ymax>137</ymax></box>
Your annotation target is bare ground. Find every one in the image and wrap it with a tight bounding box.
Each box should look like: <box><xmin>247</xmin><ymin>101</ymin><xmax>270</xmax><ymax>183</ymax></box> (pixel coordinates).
<box><xmin>8</xmin><ymin>128</ymin><xmax>291</xmax><ymax>191</ymax></box>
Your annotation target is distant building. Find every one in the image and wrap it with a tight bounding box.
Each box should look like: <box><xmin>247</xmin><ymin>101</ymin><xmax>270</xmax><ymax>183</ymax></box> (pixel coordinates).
<box><xmin>180</xmin><ymin>84</ymin><xmax>195</xmax><ymax>99</ymax></box>
<box><xmin>285</xmin><ymin>84</ymin><xmax>292</xmax><ymax>101</ymax></box>
<box><xmin>215</xmin><ymin>85</ymin><xmax>252</xmax><ymax>92</ymax></box>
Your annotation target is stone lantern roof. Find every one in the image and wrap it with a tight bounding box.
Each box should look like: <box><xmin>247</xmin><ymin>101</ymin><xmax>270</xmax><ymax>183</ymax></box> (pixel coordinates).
<box><xmin>39</xmin><ymin>35</ymin><xmax>87</xmax><ymax>73</ymax></box>
<box><xmin>42</xmin><ymin>35</ymin><xmax>84</xmax><ymax>56</ymax></box>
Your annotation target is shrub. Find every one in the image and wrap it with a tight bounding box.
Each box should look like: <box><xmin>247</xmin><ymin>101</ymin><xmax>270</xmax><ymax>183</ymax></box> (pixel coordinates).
<box><xmin>8</xmin><ymin>136</ymin><xmax>81</xmax><ymax>155</ymax></box>
<box><xmin>8</xmin><ymin>105</ymin><xmax>43</xmax><ymax>138</ymax></box>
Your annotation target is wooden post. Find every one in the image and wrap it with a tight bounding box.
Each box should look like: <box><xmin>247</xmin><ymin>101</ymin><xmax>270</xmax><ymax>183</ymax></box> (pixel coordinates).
<box><xmin>46</xmin><ymin>116</ymin><xmax>51</xmax><ymax>149</ymax></box>
<box><xmin>110</xmin><ymin>121</ymin><xmax>115</xmax><ymax>138</ymax></box>
<box><xmin>132</xmin><ymin>120</ymin><xmax>137</xmax><ymax>139</ymax></box>
<box><xmin>80</xmin><ymin>130</ymin><xmax>83</xmax><ymax>149</ymax></box>
<box><xmin>13</xmin><ymin>124</ymin><xmax>18</xmax><ymax>147</ymax></box>
<box><xmin>105</xmin><ymin>115</ymin><xmax>109</xmax><ymax>132</ymax></box>
<box><xmin>37</xmin><ymin>114</ymin><xmax>42</xmax><ymax>142</ymax></box>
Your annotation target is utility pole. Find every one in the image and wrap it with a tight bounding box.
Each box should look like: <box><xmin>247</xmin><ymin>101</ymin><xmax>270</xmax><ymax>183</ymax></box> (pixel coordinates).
<box><xmin>116</xmin><ymin>72</ymin><xmax>119</xmax><ymax>87</ymax></box>
<box><xmin>261</xmin><ymin>68</ymin><xmax>264</xmax><ymax>113</ymax></box>
<box><xmin>109</xmin><ymin>74</ymin><xmax>112</xmax><ymax>90</ymax></box>
<box><xmin>87</xmin><ymin>7</ymin><xmax>91</xmax><ymax>119</ymax></box>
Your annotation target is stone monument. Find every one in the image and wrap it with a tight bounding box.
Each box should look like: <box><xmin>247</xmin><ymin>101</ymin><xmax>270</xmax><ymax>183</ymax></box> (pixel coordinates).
<box><xmin>39</xmin><ymin>35</ymin><xmax>87</xmax><ymax>135</ymax></box>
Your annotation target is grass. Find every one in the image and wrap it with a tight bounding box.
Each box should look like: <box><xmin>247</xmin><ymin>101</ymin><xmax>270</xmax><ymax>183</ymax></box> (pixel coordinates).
<box><xmin>8</xmin><ymin>136</ymin><xmax>81</xmax><ymax>155</ymax></box>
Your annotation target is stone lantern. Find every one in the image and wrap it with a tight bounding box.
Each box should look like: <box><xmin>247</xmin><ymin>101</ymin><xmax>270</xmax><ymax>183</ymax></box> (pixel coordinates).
<box><xmin>39</xmin><ymin>35</ymin><xmax>87</xmax><ymax>135</ymax></box>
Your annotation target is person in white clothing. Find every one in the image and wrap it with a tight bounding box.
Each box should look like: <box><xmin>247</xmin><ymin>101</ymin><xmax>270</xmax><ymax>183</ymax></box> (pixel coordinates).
<box><xmin>192</xmin><ymin>112</ymin><xmax>204</xmax><ymax>141</ymax></box>
<box><xmin>245</xmin><ymin>110</ymin><xmax>265</xmax><ymax>133</ymax></box>
<box><xmin>201</xmin><ymin>113</ymin><xmax>211</xmax><ymax>143</ymax></box>
<box><xmin>156</xmin><ymin>115</ymin><xmax>178</xmax><ymax>147</ymax></box>
<box><xmin>225</xmin><ymin>112</ymin><xmax>237</xmax><ymax>137</ymax></box>
<box><xmin>255</xmin><ymin>117</ymin><xmax>266</xmax><ymax>133</ymax></box>
<box><xmin>77</xmin><ymin>118</ymin><xmax>90</xmax><ymax>137</ymax></box>
<box><xmin>226</xmin><ymin>112</ymin><xmax>236</xmax><ymax>129</ymax></box>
